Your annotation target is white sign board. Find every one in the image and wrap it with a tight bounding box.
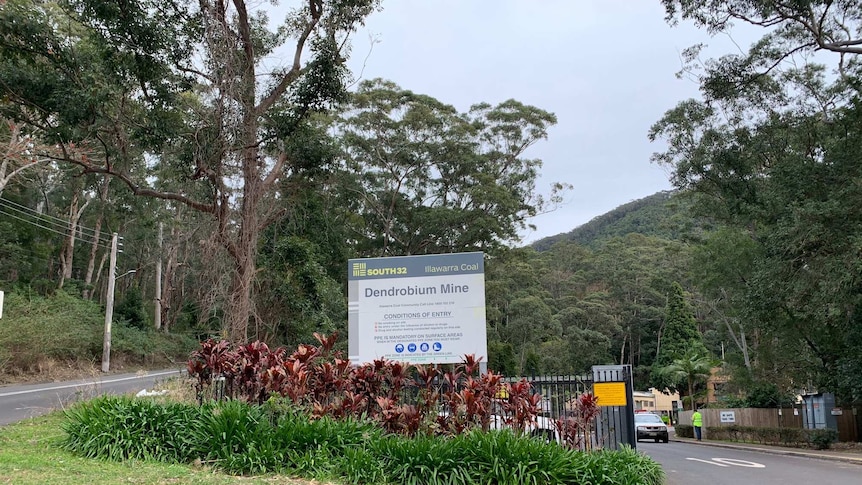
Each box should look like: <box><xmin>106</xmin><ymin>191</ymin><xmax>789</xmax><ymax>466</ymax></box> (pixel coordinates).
<box><xmin>348</xmin><ymin>252</ymin><xmax>486</xmax><ymax>365</ymax></box>
<box><xmin>720</xmin><ymin>410</ymin><xmax>736</xmax><ymax>423</ymax></box>
<box><xmin>0</xmin><ymin>290</ymin><xmax>4</xmax><ymax>319</ymax></box>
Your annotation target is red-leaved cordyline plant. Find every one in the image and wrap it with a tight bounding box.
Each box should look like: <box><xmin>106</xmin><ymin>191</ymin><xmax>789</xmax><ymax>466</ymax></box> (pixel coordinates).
<box><xmin>235</xmin><ymin>341</ymin><xmax>287</xmax><ymax>404</ymax></box>
<box><xmin>414</xmin><ymin>364</ymin><xmax>440</xmax><ymax>415</ymax></box>
<box><xmin>554</xmin><ymin>392</ymin><xmax>601</xmax><ymax>451</ymax></box>
<box><xmin>499</xmin><ymin>379</ymin><xmax>542</xmax><ymax>434</ymax></box>
<box><xmin>186</xmin><ymin>335</ymin><xmax>544</xmax><ymax>439</ymax></box>
<box><xmin>187</xmin><ymin>339</ymin><xmax>238</xmax><ymax>401</ymax></box>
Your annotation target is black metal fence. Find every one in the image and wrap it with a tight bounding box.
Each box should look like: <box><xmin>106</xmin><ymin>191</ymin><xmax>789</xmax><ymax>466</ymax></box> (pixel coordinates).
<box><xmin>503</xmin><ymin>374</ymin><xmax>593</xmax><ymax>419</ymax></box>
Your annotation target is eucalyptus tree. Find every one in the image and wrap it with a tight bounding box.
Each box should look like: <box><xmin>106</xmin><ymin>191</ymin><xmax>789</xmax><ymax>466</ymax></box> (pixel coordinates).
<box><xmin>692</xmin><ymin>227</ymin><xmax>760</xmax><ymax>372</ymax></box>
<box><xmin>334</xmin><ymin>79</ymin><xmax>568</xmax><ymax>256</ymax></box>
<box><xmin>0</xmin><ymin>0</ymin><xmax>379</xmax><ymax>342</ymax></box>
<box><xmin>0</xmin><ymin>118</ymin><xmax>55</xmax><ymax>198</ymax></box>
<box><xmin>653</xmin><ymin>0</ymin><xmax>862</xmax><ymax>400</ymax></box>
<box><xmin>591</xmin><ymin>235</ymin><xmax>682</xmax><ymax>375</ymax></box>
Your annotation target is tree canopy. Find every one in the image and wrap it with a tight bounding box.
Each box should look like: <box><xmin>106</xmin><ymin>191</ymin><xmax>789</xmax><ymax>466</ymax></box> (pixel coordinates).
<box><xmin>653</xmin><ymin>0</ymin><xmax>862</xmax><ymax>401</ymax></box>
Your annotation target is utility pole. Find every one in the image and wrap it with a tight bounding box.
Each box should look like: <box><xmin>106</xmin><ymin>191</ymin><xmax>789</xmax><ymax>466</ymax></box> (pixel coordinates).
<box><xmin>155</xmin><ymin>222</ymin><xmax>162</xmax><ymax>331</ymax></box>
<box><xmin>101</xmin><ymin>233</ymin><xmax>118</xmax><ymax>373</ymax></box>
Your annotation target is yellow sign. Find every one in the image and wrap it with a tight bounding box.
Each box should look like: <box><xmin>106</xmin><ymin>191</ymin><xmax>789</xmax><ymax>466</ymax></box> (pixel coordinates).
<box><xmin>593</xmin><ymin>382</ymin><xmax>627</xmax><ymax>407</ymax></box>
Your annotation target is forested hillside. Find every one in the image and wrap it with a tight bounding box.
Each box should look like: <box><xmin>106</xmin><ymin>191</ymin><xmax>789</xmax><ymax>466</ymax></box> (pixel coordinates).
<box><xmin>531</xmin><ymin>190</ymin><xmax>704</xmax><ymax>250</ymax></box>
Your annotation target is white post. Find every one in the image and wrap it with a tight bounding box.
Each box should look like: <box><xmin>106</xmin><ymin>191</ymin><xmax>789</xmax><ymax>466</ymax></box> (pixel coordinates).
<box><xmin>101</xmin><ymin>232</ymin><xmax>118</xmax><ymax>373</ymax></box>
<box><xmin>0</xmin><ymin>290</ymin><xmax>4</xmax><ymax>319</ymax></box>
<box><xmin>154</xmin><ymin>222</ymin><xmax>162</xmax><ymax>331</ymax></box>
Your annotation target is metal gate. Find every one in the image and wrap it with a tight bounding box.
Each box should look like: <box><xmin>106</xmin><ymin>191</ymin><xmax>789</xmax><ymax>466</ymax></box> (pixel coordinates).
<box><xmin>512</xmin><ymin>366</ymin><xmax>636</xmax><ymax>451</ymax></box>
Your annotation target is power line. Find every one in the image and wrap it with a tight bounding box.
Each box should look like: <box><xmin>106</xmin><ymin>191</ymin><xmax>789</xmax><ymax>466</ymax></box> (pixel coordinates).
<box><xmin>0</xmin><ymin>206</ymin><xmax>112</xmax><ymax>250</ymax></box>
<box><xmin>0</xmin><ymin>197</ymin><xmax>112</xmax><ymax>244</ymax></box>
<box><xmin>0</xmin><ymin>197</ymin><xmax>113</xmax><ymax>246</ymax></box>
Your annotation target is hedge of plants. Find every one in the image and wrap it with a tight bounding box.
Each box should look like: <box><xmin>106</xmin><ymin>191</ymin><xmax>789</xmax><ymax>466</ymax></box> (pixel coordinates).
<box><xmin>675</xmin><ymin>424</ymin><xmax>693</xmax><ymax>438</ymax></box>
<box><xmin>62</xmin><ymin>334</ymin><xmax>665</xmax><ymax>483</ymax></box>
<box><xmin>705</xmin><ymin>425</ymin><xmax>838</xmax><ymax>449</ymax></box>
<box><xmin>62</xmin><ymin>395</ymin><xmax>664</xmax><ymax>484</ymax></box>
<box><xmin>185</xmin><ymin>333</ymin><xmax>603</xmax><ymax>448</ymax></box>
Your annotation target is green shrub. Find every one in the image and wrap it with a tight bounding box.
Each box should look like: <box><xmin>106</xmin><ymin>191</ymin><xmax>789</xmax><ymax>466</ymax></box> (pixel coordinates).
<box><xmin>62</xmin><ymin>395</ymin><xmax>666</xmax><ymax>484</ymax></box>
<box><xmin>111</xmin><ymin>324</ymin><xmax>157</xmax><ymax>359</ymax></box>
<box><xmin>0</xmin><ymin>290</ymin><xmax>102</xmax><ymax>368</ymax></box>
<box><xmin>272</xmin><ymin>409</ymin><xmax>381</xmax><ymax>455</ymax></box>
<box><xmin>756</xmin><ymin>427</ymin><xmax>780</xmax><ymax>444</ymax></box>
<box><xmin>675</xmin><ymin>424</ymin><xmax>694</xmax><ymax>438</ymax></box>
<box><xmin>779</xmin><ymin>427</ymin><xmax>805</xmax><ymax>446</ymax></box>
<box><xmin>194</xmin><ymin>399</ymin><xmax>280</xmax><ymax>475</ymax></box>
<box><xmin>0</xmin><ymin>290</ymin><xmax>196</xmax><ymax>372</ymax></box>
<box><xmin>331</xmin><ymin>446</ymin><xmax>387</xmax><ymax>484</ymax></box>
<box><xmin>807</xmin><ymin>429</ymin><xmax>838</xmax><ymax>450</ymax></box>
<box><xmin>62</xmin><ymin>396</ymin><xmax>202</xmax><ymax>462</ymax></box>
<box><xmin>703</xmin><ymin>425</ymin><xmax>838</xmax><ymax>450</ymax></box>
<box><xmin>580</xmin><ymin>447</ymin><xmax>666</xmax><ymax>485</ymax></box>
<box><xmin>459</xmin><ymin>430</ymin><xmax>584</xmax><ymax>484</ymax></box>
<box><xmin>115</xmin><ymin>287</ymin><xmax>148</xmax><ymax>330</ymax></box>
<box><xmin>373</xmin><ymin>434</ymin><xmax>472</xmax><ymax>485</ymax></box>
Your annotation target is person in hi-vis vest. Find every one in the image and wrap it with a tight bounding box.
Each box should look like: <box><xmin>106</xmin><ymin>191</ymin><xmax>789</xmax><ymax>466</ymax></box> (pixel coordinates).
<box><xmin>692</xmin><ymin>407</ymin><xmax>703</xmax><ymax>441</ymax></box>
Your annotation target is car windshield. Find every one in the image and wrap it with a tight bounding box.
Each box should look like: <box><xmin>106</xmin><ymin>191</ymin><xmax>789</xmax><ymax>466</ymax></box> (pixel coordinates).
<box><xmin>634</xmin><ymin>414</ymin><xmax>664</xmax><ymax>424</ymax></box>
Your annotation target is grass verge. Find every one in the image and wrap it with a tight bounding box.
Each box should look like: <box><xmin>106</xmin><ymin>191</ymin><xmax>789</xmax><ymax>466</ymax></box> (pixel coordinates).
<box><xmin>0</xmin><ymin>412</ymin><xmax>326</xmax><ymax>485</ymax></box>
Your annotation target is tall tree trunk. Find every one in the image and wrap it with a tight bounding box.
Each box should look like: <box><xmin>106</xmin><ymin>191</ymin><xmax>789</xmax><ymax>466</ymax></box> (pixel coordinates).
<box><xmin>226</xmin><ymin>128</ymin><xmax>262</xmax><ymax>343</ymax></box>
<box><xmin>59</xmin><ymin>190</ymin><xmax>90</xmax><ymax>288</ymax></box>
<box><xmin>161</xmin><ymin>228</ymin><xmax>178</xmax><ymax>333</ymax></box>
<box><xmin>82</xmin><ymin>181</ymin><xmax>109</xmax><ymax>299</ymax></box>
<box><xmin>155</xmin><ymin>222</ymin><xmax>162</xmax><ymax>330</ymax></box>
<box><xmin>93</xmin><ymin>251</ymin><xmax>108</xmax><ymax>301</ymax></box>
<box><xmin>619</xmin><ymin>333</ymin><xmax>627</xmax><ymax>365</ymax></box>
<box><xmin>688</xmin><ymin>378</ymin><xmax>695</xmax><ymax>411</ymax></box>
<box><xmin>82</xmin><ymin>212</ymin><xmax>102</xmax><ymax>299</ymax></box>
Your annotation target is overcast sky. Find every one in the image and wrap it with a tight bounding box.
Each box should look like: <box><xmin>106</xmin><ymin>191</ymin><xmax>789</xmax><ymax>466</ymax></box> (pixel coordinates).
<box><xmin>327</xmin><ymin>1</ymin><xmax>754</xmax><ymax>243</ymax></box>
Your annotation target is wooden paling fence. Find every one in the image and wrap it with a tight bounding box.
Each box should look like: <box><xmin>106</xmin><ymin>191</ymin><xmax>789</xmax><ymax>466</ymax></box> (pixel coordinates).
<box><xmin>679</xmin><ymin>407</ymin><xmax>861</xmax><ymax>442</ymax></box>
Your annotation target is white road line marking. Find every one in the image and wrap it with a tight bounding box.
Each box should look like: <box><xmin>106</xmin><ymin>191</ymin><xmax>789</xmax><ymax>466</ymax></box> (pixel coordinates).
<box><xmin>713</xmin><ymin>458</ymin><xmax>766</xmax><ymax>468</ymax></box>
<box><xmin>686</xmin><ymin>458</ymin><xmax>730</xmax><ymax>467</ymax></box>
<box><xmin>0</xmin><ymin>370</ymin><xmax>180</xmax><ymax>397</ymax></box>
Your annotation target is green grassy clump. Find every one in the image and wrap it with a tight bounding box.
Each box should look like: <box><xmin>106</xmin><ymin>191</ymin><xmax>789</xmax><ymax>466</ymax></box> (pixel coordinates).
<box><xmin>62</xmin><ymin>396</ymin><xmax>203</xmax><ymax>463</ymax></box>
<box><xmin>0</xmin><ymin>412</ymin><xmax>309</xmax><ymax>485</ymax></box>
<box><xmin>59</xmin><ymin>395</ymin><xmax>665</xmax><ymax>485</ymax></box>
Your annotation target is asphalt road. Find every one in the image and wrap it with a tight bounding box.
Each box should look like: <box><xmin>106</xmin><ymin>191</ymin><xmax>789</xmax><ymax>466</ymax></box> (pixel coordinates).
<box><xmin>640</xmin><ymin>440</ymin><xmax>862</xmax><ymax>485</ymax></box>
<box><xmin>0</xmin><ymin>368</ymin><xmax>184</xmax><ymax>425</ymax></box>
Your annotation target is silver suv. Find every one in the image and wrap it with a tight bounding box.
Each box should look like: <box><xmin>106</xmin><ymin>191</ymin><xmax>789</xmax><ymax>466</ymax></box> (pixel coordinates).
<box><xmin>634</xmin><ymin>412</ymin><xmax>669</xmax><ymax>443</ymax></box>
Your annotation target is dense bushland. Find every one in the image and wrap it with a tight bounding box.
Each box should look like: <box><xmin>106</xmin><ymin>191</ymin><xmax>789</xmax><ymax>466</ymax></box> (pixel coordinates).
<box><xmin>0</xmin><ymin>289</ymin><xmax>198</xmax><ymax>380</ymax></box>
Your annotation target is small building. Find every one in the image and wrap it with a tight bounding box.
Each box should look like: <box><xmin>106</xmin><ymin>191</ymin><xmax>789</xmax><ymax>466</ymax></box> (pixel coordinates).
<box><xmin>633</xmin><ymin>388</ymin><xmax>681</xmax><ymax>424</ymax></box>
<box><xmin>705</xmin><ymin>366</ymin><xmax>730</xmax><ymax>404</ymax></box>
<box><xmin>634</xmin><ymin>390</ymin><xmax>657</xmax><ymax>412</ymax></box>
